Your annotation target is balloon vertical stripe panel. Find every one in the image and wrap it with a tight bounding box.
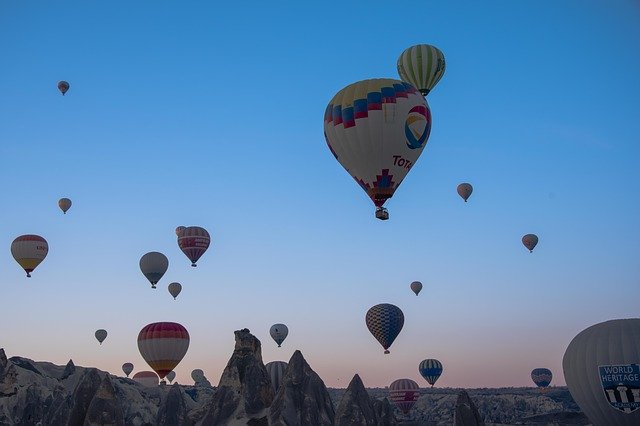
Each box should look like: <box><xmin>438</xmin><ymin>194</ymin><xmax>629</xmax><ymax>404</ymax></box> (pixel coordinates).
<box><xmin>324</xmin><ymin>79</ymin><xmax>431</xmax><ymax>209</ymax></box>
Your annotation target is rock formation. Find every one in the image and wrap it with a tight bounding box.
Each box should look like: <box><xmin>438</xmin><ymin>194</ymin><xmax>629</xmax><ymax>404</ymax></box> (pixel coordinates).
<box><xmin>156</xmin><ymin>383</ymin><xmax>192</xmax><ymax>426</ymax></box>
<box><xmin>84</xmin><ymin>374</ymin><xmax>125</xmax><ymax>425</ymax></box>
<box><xmin>371</xmin><ymin>397</ymin><xmax>396</xmax><ymax>425</ymax></box>
<box><xmin>453</xmin><ymin>390</ymin><xmax>484</xmax><ymax>426</ymax></box>
<box><xmin>269</xmin><ymin>350</ymin><xmax>335</xmax><ymax>425</ymax></box>
<box><xmin>334</xmin><ymin>374</ymin><xmax>377</xmax><ymax>425</ymax></box>
<box><xmin>199</xmin><ymin>329</ymin><xmax>274</xmax><ymax>424</ymax></box>
<box><xmin>60</xmin><ymin>359</ymin><xmax>75</xmax><ymax>381</ymax></box>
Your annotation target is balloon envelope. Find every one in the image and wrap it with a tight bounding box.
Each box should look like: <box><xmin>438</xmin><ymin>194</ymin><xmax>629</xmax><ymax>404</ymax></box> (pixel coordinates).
<box><xmin>132</xmin><ymin>371</ymin><xmax>158</xmax><ymax>387</ymax></box>
<box><xmin>410</xmin><ymin>281</ymin><xmax>422</xmax><ymax>296</ymax></box>
<box><xmin>95</xmin><ymin>329</ymin><xmax>107</xmax><ymax>345</ymax></box>
<box><xmin>270</xmin><ymin>324</ymin><xmax>288</xmax><ymax>347</ymax></box>
<box><xmin>177</xmin><ymin>226</ymin><xmax>210</xmax><ymax>266</ymax></box>
<box><xmin>166</xmin><ymin>371</ymin><xmax>176</xmax><ymax>383</ymax></box>
<box><xmin>457</xmin><ymin>183</ymin><xmax>473</xmax><ymax>202</ymax></box>
<box><xmin>11</xmin><ymin>235</ymin><xmax>49</xmax><ymax>277</ymax></box>
<box><xmin>168</xmin><ymin>282</ymin><xmax>182</xmax><ymax>299</ymax></box>
<box><xmin>419</xmin><ymin>359</ymin><xmax>443</xmax><ymax>387</ymax></box>
<box><xmin>122</xmin><ymin>362</ymin><xmax>134</xmax><ymax>377</ymax></box>
<box><xmin>531</xmin><ymin>368</ymin><xmax>552</xmax><ymax>388</ymax></box>
<box><xmin>365</xmin><ymin>303</ymin><xmax>404</xmax><ymax>354</ymax></box>
<box><xmin>58</xmin><ymin>198</ymin><xmax>72</xmax><ymax>213</ymax></box>
<box><xmin>265</xmin><ymin>361</ymin><xmax>288</xmax><ymax>393</ymax></box>
<box><xmin>389</xmin><ymin>378</ymin><xmax>420</xmax><ymax>414</ymax></box>
<box><xmin>191</xmin><ymin>369</ymin><xmax>204</xmax><ymax>383</ymax></box>
<box><xmin>397</xmin><ymin>44</ymin><xmax>446</xmax><ymax>96</ymax></box>
<box><xmin>138</xmin><ymin>322</ymin><xmax>190</xmax><ymax>379</ymax></box>
<box><xmin>57</xmin><ymin>80</ymin><xmax>69</xmax><ymax>95</ymax></box>
<box><xmin>563</xmin><ymin>318</ymin><xmax>640</xmax><ymax>425</ymax></box>
<box><xmin>324</xmin><ymin>79</ymin><xmax>432</xmax><ymax>217</ymax></box>
<box><xmin>139</xmin><ymin>252</ymin><xmax>168</xmax><ymax>288</ymax></box>
<box><xmin>522</xmin><ymin>234</ymin><xmax>539</xmax><ymax>252</ymax></box>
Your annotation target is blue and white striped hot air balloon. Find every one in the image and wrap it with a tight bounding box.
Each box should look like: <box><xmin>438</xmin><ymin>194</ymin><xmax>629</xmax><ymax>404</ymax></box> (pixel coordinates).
<box><xmin>419</xmin><ymin>359</ymin><xmax>443</xmax><ymax>387</ymax></box>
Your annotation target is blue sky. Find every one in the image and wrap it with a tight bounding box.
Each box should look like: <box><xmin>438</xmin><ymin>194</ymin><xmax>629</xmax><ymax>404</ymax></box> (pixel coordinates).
<box><xmin>1</xmin><ymin>1</ymin><xmax>639</xmax><ymax>388</ymax></box>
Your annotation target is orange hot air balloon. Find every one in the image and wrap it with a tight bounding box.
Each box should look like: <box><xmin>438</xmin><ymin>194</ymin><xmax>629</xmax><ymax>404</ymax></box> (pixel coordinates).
<box><xmin>177</xmin><ymin>226</ymin><xmax>210</xmax><ymax>267</ymax></box>
<box><xmin>57</xmin><ymin>81</ymin><xmax>70</xmax><ymax>95</ymax></box>
<box><xmin>11</xmin><ymin>235</ymin><xmax>49</xmax><ymax>277</ymax></box>
<box><xmin>137</xmin><ymin>322</ymin><xmax>190</xmax><ymax>379</ymax></box>
<box><xmin>457</xmin><ymin>183</ymin><xmax>473</xmax><ymax>202</ymax></box>
<box><xmin>522</xmin><ymin>234</ymin><xmax>539</xmax><ymax>253</ymax></box>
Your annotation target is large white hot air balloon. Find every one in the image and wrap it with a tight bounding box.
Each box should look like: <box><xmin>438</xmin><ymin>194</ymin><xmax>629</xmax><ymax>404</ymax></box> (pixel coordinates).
<box><xmin>11</xmin><ymin>235</ymin><xmax>49</xmax><ymax>277</ymax></box>
<box><xmin>324</xmin><ymin>79</ymin><xmax>432</xmax><ymax>220</ymax></box>
<box><xmin>139</xmin><ymin>252</ymin><xmax>168</xmax><ymax>288</ymax></box>
<box><xmin>563</xmin><ymin>319</ymin><xmax>640</xmax><ymax>425</ymax></box>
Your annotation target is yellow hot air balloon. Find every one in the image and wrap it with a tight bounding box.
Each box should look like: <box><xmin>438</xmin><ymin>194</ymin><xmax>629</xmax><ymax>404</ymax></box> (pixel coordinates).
<box><xmin>397</xmin><ymin>44</ymin><xmax>446</xmax><ymax>96</ymax></box>
<box><xmin>11</xmin><ymin>235</ymin><xmax>49</xmax><ymax>277</ymax></box>
<box><xmin>324</xmin><ymin>79</ymin><xmax>432</xmax><ymax>220</ymax></box>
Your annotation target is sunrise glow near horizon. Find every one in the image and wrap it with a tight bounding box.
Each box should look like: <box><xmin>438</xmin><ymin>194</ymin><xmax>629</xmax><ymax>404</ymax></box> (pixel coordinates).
<box><xmin>1</xmin><ymin>1</ymin><xmax>639</xmax><ymax>389</ymax></box>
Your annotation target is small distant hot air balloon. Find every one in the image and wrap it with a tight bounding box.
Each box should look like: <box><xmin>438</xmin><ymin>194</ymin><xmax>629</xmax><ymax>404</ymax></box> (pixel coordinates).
<box><xmin>531</xmin><ymin>368</ymin><xmax>552</xmax><ymax>389</ymax></box>
<box><xmin>397</xmin><ymin>44</ymin><xmax>446</xmax><ymax>96</ymax></box>
<box><xmin>365</xmin><ymin>303</ymin><xmax>404</xmax><ymax>354</ymax></box>
<box><xmin>139</xmin><ymin>252</ymin><xmax>168</xmax><ymax>288</ymax></box>
<box><xmin>266</xmin><ymin>361</ymin><xmax>288</xmax><ymax>393</ymax></box>
<box><xmin>95</xmin><ymin>329</ymin><xmax>107</xmax><ymax>345</ymax></box>
<box><xmin>175</xmin><ymin>226</ymin><xmax>186</xmax><ymax>237</ymax></box>
<box><xmin>389</xmin><ymin>378</ymin><xmax>420</xmax><ymax>414</ymax></box>
<box><xmin>133</xmin><ymin>371</ymin><xmax>159</xmax><ymax>387</ymax></box>
<box><xmin>324</xmin><ymin>79</ymin><xmax>432</xmax><ymax>220</ymax></box>
<box><xmin>270</xmin><ymin>324</ymin><xmax>289</xmax><ymax>347</ymax></box>
<box><xmin>11</xmin><ymin>235</ymin><xmax>49</xmax><ymax>277</ymax></box>
<box><xmin>191</xmin><ymin>369</ymin><xmax>204</xmax><ymax>383</ymax></box>
<box><xmin>57</xmin><ymin>80</ymin><xmax>70</xmax><ymax>96</ymax></box>
<box><xmin>563</xmin><ymin>319</ymin><xmax>640</xmax><ymax>426</ymax></box>
<box><xmin>168</xmin><ymin>282</ymin><xmax>182</xmax><ymax>299</ymax></box>
<box><xmin>58</xmin><ymin>198</ymin><xmax>72</xmax><ymax>214</ymax></box>
<box><xmin>138</xmin><ymin>322</ymin><xmax>190</xmax><ymax>379</ymax></box>
<box><xmin>419</xmin><ymin>359</ymin><xmax>443</xmax><ymax>387</ymax></box>
<box><xmin>166</xmin><ymin>371</ymin><xmax>176</xmax><ymax>383</ymax></box>
<box><xmin>177</xmin><ymin>226</ymin><xmax>211</xmax><ymax>267</ymax></box>
<box><xmin>122</xmin><ymin>362</ymin><xmax>134</xmax><ymax>377</ymax></box>
<box><xmin>457</xmin><ymin>183</ymin><xmax>473</xmax><ymax>202</ymax></box>
<box><xmin>410</xmin><ymin>281</ymin><xmax>423</xmax><ymax>296</ymax></box>
<box><xmin>522</xmin><ymin>234</ymin><xmax>539</xmax><ymax>253</ymax></box>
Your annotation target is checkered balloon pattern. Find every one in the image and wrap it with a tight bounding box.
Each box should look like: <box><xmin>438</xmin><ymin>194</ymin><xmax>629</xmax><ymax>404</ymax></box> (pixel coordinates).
<box><xmin>365</xmin><ymin>303</ymin><xmax>404</xmax><ymax>353</ymax></box>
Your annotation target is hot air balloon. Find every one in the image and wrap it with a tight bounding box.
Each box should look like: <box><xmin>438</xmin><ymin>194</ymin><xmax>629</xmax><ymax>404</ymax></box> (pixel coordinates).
<box><xmin>365</xmin><ymin>303</ymin><xmax>404</xmax><ymax>354</ymax></box>
<box><xmin>122</xmin><ymin>362</ymin><xmax>134</xmax><ymax>377</ymax></box>
<box><xmin>265</xmin><ymin>361</ymin><xmax>288</xmax><ymax>393</ymax></box>
<box><xmin>166</xmin><ymin>371</ymin><xmax>176</xmax><ymax>383</ymax></box>
<box><xmin>397</xmin><ymin>44</ymin><xmax>446</xmax><ymax>96</ymax></box>
<box><xmin>57</xmin><ymin>80</ymin><xmax>70</xmax><ymax>96</ymax></box>
<box><xmin>95</xmin><ymin>329</ymin><xmax>107</xmax><ymax>345</ymax></box>
<box><xmin>133</xmin><ymin>371</ymin><xmax>159</xmax><ymax>387</ymax></box>
<box><xmin>139</xmin><ymin>252</ymin><xmax>168</xmax><ymax>288</ymax></box>
<box><xmin>58</xmin><ymin>198</ymin><xmax>72</xmax><ymax>214</ymax></box>
<box><xmin>175</xmin><ymin>226</ymin><xmax>186</xmax><ymax>237</ymax></box>
<box><xmin>457</xmin><ymin>183</ymin><xmax>473</xmax><ymax>202</ymax></box>
<box><xmin>410</xmin><ymin>281</ymin><xmax>423</xmax><ymax>296</ymax></box>
<box><xmin>138</xmin><ymin>322</ymin><xmax>190</xmax><ymax>379</ymax></box>
<box><xmin>324</xmin><ymin>79</ymin><xmax>432</xmax><ymax>220</ymax></box>
<box><xmin>389</xmin><ymin>379</ymin><xmax>420</xmax><ymax>414</ymax></box>
<box><xmin>177</xmin><ymin>226</ymin><xmax>210</xmax><ymax>267</ymax></box>
<box><xmin>419</xmin><ymin>359</ymin><xmax>443</xmax><ymax>387</ymax></box>
<box><xmin>522</xmin><ymin>234</ymin><xmax>539</xmax><ymax>253</ymax></box>
<box><xmin>270</xmin><ymin>324</ymin><xmax>288</xmax><ymax>347</ymax></box>
<box><xmin>11</xmin><ymin>235</ymin><xmax>48</xmax><ymax>277</ymax></box>
<box><xmin>563</xmin><ymin>318</ymin><xmax>640</xmax><ymax>425</ymax></box>
<box><xmin>191</xmin><ymin>369</ymin><xmax>205</xmax><ymax>383</ymax></box>
<box><xmin>168</xmin><ymin>282</ymin><xmax>182</xmax><ymax>300</ymax></box>
<box><xmin>531</xmin><ymin>368</ymin><xmax>552</xmax><ymax>389</ymax></box>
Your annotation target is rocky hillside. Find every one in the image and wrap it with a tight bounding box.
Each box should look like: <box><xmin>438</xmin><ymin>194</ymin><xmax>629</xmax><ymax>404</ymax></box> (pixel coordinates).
<box><xmin>1</xmin><ymin>333</ymin><xmax>587</xmax><ymax>425</ymax></box>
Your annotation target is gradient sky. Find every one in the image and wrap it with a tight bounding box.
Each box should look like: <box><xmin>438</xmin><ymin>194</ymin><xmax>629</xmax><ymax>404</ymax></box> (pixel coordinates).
<box><xmin>1</xmin><ymin>1</ymin><xmax>639</xmax><ymax>389</ymax></box>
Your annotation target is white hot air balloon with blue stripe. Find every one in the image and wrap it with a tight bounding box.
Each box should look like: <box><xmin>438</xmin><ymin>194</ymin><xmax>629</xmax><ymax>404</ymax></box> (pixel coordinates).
<box><xmin>419</xmin><ymin>359</ymin><xmax>443</xmax><ymax>387</ymax></box>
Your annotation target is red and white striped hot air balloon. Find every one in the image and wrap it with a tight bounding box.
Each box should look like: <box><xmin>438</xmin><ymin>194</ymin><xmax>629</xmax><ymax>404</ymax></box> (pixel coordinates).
<box><xmin>132</xmin><ymin>371</ymin><xmax>159</xmax><ymax>387</ymax></box>
<box><xmin>137</xmin><ymin>322</ymin><xmax>190</xmax><ymax>380</ymax></box>
<box><xmin>177</xmin><ymin>226</ymin><xmax>210</xmax><ymax>267</ymax></box>
<box><xmin>389</xmin><ymin>378</ymin><xmax>420</xmax><ymax>415</ymax></box>
<box><xmin>11</xmin><ymin>235</ymin><xmax>49</xmax><ymax>277</ymax></box>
